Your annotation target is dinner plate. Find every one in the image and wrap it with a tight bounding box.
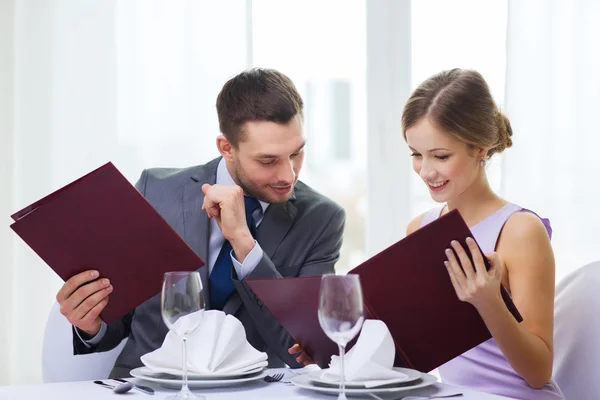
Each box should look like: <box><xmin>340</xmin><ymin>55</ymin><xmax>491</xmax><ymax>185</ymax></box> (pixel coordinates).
<box><xmin>132</xmin><ymin>365</ymin><xmax>265</xmax><ymax>380</ymax></box>
<box><xmin>130</xmin><ymin>367</ymin><xmax>268</xmax><ymax>389</ymax></box>
<box><xmin>306</xmin><ymin>367</ymin><xmax>422</xmax><ymax>388</ymax></box>
<box><xmin>291</xmin><ymin>372</ymin><xmax>437</xmax><ymax>396</ymax></box>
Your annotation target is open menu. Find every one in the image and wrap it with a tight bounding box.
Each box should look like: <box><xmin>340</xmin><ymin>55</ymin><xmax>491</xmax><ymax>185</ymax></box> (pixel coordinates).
<box><xmin>247</xmin><ymin>209</ymin><xmax>521</xmax><ymax>372</ymax></box>
<box><xmin>10</xmin><ymin>162</ymin><xmax>205</xmax><ymax>324</ymax></box>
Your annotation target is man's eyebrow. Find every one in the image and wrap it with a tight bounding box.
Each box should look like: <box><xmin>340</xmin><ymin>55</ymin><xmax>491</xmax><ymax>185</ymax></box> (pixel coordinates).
<box><xmin>255</xmin><ymin>142</ymin><xmax>306</xmax><ymax>159</ymax></box>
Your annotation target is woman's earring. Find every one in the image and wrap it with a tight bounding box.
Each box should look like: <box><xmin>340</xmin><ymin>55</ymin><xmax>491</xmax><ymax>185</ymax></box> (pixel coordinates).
<box><xmin>480</xmin><ymin>158</ymin><xmax>486</xmax><ymax>167</ymax></box>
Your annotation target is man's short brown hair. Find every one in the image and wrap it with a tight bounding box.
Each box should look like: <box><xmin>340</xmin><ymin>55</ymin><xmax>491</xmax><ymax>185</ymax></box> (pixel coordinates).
<box><xmin>216</xmin><ymin>68</ymin><xmax>304</xmax><ymax>147</ymax></box>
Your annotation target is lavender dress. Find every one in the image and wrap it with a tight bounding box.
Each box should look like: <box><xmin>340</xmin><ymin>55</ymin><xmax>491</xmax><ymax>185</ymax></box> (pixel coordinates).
<box><xmin>420</xmin><ymin>203</ymin><xmax>564</xmax><ymax>400</ymax></box>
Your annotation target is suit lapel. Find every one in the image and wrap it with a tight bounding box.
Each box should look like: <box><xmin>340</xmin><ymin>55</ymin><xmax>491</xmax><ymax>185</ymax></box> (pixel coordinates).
<box><xmin>182</xmin><ymin>158</ymin><xmax>219</xmax><ymax>306</ymax></box>
<box><xmin>257</xmin><ymin>197</ymin><xmax>297</xmax><ymax>260</ymax></box>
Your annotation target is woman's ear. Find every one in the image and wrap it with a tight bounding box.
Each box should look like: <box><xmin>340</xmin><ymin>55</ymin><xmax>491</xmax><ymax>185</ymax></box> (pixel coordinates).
<box><xmin>477</xmin><ymin>147</ymin><xmax>489</xmax><ymax>161</ymax></box>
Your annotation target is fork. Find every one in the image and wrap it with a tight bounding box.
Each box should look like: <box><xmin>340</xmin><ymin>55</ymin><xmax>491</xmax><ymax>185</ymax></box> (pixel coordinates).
<box><xmin>264</xmin><ymin>373</ymin><xmax>285</xmax><ymax>382</ymax></box>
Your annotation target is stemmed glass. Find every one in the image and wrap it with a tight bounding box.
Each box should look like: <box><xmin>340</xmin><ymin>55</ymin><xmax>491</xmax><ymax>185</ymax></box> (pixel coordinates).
<box><xmin>161</xmin><ymin>271</ymin><xmax>205</xmax><ymax>400</ymax></box>
<box><xmin>318</xmin><ymin>274</ymin><xmax>364</xmax><ymax>400</ymax></box>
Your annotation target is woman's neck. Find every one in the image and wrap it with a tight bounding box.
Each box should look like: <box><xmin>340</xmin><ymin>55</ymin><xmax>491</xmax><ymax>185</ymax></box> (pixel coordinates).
<box><xmin>445</xmin><ymin>172</ymin><xmax>507</xmax><ymax>227</ymax></box>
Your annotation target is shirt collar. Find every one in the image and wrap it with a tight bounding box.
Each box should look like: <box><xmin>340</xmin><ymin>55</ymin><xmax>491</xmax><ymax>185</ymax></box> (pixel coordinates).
<box><xmin>216</xmin><ymin>157</ymin><xmax>270</xmax><ymax>214</ymax></box>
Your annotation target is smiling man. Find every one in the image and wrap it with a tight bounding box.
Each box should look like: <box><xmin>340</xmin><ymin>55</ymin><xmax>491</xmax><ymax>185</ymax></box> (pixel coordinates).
<box><xmin>56</xmin><ymin>68</ymin><xmax>346</xmax><ymax>377</ymax></box>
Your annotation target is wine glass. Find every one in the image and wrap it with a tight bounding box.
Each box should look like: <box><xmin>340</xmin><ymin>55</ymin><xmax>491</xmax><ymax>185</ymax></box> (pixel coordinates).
<box><xmin>161</xmin><ymin>271</ymin><xmax>205</xmax><ymax>400</ymax></box>
<box><xmin>318</xmin><ymin>274</ymin><xmax>364</xmax><ymax>400</ymax></box>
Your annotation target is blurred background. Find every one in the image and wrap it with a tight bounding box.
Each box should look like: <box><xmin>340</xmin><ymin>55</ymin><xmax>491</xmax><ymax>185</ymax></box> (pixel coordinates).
<box><xmin>1</xmin><ymin>0</ymin><xmax>599</xmax><ymax>385</ymax></box>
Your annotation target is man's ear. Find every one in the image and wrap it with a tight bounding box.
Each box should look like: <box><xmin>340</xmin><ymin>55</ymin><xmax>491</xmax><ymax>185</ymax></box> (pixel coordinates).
<box><xmin>217</xmin><ymin>135</ymin><xmax>235</xmax><ymax>162</ymax></box>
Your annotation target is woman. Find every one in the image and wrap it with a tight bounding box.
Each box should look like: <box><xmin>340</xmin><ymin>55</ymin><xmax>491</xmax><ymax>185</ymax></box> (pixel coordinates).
<box><xmin>402</xmin><ymin>68</ymin><xmax>563</xmax><ymax>399</ymax></box>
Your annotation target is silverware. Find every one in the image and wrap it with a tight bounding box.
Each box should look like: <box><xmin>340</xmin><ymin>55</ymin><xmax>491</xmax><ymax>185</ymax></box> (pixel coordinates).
<box><xmin>370</xmin><ymin>393</ymin><xmax>463</xmax><ymax>400</ymax></box>
<box><xmin>401</xmin><ymin>394</ymin><xmax>463</xmax><ymax>399</ymax></box>
<box><xmin>264</xmin><ymin>373</ymin><xmax>285</xmax><ymax>382</ymax></box>
<box><xmin>93</xmin><ymin>380</ymin><xmax>133</xmax><ymax>394</ymax></box>
<box><xmin>113</xmin><ymin>377</ymin><xmax>155</xmax><ymax>395</ymax></box>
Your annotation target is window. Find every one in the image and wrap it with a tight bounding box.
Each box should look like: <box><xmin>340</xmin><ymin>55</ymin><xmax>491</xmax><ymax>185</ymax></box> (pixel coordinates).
<box><xmin>252</xmin><ymin>0</ymin><xmax>508</xmax><ymax>271</ymax></box>
<box><xmin>252</xmin><ymin>0</ymin><xmax>367</xmax><ymax>272</ymax></box>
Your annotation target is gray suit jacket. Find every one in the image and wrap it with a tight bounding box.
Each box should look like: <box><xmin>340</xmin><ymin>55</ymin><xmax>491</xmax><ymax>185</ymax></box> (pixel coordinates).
<box><xmin>73</xmin><ymin>157</ymin><xmax>345</xmax><ymax>378</ymax></box>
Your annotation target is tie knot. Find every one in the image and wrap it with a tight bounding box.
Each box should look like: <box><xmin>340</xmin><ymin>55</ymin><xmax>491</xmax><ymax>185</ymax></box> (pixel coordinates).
<box><xmin>244</xmin><ymin>196</ymin><xmax>261</xmax><ymax>226</ymax></box>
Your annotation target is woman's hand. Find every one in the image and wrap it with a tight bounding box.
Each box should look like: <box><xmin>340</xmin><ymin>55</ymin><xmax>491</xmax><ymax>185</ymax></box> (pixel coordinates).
<box><xmin>444</xmin><ymin>237</ymin><xmax>504</xmax><ymax>309</ymax></box>
<box><xmin>288</xmin><ymin>343</ymin><xmax>315</xmax><ymax>366</ymax></box>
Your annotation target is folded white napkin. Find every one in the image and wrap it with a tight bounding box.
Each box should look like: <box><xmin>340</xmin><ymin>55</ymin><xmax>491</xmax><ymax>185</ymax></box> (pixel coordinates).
<box><xmin>322</xmin><ymin>319</ymin><xmax>408</xmax><ymax>388</ymax></box>
<box><xmin>141</xmin><ymin>310</ymin><xmax>268</xmax><ymax>375</ymax></box>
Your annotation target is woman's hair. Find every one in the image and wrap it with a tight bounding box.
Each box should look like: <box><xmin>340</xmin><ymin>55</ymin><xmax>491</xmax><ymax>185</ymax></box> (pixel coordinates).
<box><xmin>401</xmin><ymin>68</ymin><xmax>512</xmax><ymax>159</ymax></box>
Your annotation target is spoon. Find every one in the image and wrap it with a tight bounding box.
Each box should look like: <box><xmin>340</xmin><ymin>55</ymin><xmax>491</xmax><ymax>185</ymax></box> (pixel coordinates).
<box><xmin>113</xmin><ymin>377</ymin><xmax>155</xmax><ymax>395</ymax></box>
<box><xmin>94</xmin><ymin>380</ymin><xmax>134</xmax><ymax>394</ymax></box>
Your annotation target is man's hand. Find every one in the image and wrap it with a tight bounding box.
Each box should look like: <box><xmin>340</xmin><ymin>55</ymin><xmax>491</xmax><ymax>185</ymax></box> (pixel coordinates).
<box><xmin>202</xmin><ymin>184</ymin><xmax>255</xmax><ymax>262</ymax></box>
<box><xmin>56</xmin><ymin>270</ymin><xmax>112</xmax><ymax>337</ymax></box>
<box><xmin>288</xmin><ymin>343</ymin><xmax>315</xmax><ymax>366</ymax></box>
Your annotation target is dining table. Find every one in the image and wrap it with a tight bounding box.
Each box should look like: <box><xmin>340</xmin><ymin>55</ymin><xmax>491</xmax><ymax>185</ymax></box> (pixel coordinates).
<box><xmin>0</xmin><ymin>367</ymin><xmax>512</xmax><ymax>400</ymax></box>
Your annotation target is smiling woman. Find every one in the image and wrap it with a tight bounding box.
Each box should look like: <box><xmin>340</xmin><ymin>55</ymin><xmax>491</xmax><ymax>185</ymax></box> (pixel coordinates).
<box><xmin>403</xmin><ymin>69</ymin><xmax>563</xmax><ymax>399</ymax></box>
<box><xmin>404</xmin><ymin>69</ymin><xmax>512</xmax><ymax>205</ymax></box>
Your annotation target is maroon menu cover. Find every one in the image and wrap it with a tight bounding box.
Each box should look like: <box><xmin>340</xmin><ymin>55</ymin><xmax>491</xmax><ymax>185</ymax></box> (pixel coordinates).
<box><xmin>247</xmin><ymin>209</ymin><xmax>522</xmax><ymax>372</ymax></box>
<box><xmin>10</xmin><ymin>162</ymin><xmax>205</xmax><ymax>324</ymax></box>
<box><xmin>247</xmin><ymin>276</ymin><xmax>340</xmax><ymax>369</ymax></box>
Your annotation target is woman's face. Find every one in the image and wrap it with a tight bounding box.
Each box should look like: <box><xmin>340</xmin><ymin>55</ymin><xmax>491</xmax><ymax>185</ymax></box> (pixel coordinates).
<box><xmin>406</xmin><ymin>117</ymin><xmax>483</xmax><ymax>204</ymax></box>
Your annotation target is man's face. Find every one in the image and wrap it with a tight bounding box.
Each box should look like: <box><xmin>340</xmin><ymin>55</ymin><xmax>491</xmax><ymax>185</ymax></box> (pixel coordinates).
<box><xmin>228</xmin><ymin>115</ymin><xmax>305</xmax><ymax>203</ymax></box>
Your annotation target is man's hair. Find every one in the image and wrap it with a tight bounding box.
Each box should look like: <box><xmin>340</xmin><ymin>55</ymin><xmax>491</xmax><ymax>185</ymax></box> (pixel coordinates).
<box><xmin>216</xmin><ymin>68</ymin><xmax>304</xmax><ymax>147</ymax></box>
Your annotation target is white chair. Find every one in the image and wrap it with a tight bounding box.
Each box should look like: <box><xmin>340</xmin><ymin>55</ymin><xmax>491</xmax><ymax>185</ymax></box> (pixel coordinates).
<box><xmin>553</xmin><ymin>261</ymin><xmax>600</xmax><ymax>399</ymax></box>
<box><xmin>42</xmin><ymin>302</ymin><xmax>128</xmax><ymax>383</ymax></box>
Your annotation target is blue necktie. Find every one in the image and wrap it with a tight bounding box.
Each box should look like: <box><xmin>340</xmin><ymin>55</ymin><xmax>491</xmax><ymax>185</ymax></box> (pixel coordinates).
<box><xmin>209</xmin><ymin>196</ymin><xmax>261</xmax><ymax>310</ymax></box>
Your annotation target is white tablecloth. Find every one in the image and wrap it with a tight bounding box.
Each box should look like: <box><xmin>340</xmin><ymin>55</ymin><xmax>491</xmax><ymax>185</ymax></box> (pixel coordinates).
<box><xmin>0</xmin><ymin>368</ymin><xmax>510</xmax><ymax>400</ymax></box>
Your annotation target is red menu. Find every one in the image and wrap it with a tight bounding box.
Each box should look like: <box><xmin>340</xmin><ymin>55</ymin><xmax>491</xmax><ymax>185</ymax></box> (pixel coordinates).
<box><xmin>247</xmin><ymin>209</ymin><xmax>521</xmax><ymax>372</ymax></box>
<box><xmin>10</xmin><ymin>162</ymin><xmax>205</xmax><ymax>324</ymax></box>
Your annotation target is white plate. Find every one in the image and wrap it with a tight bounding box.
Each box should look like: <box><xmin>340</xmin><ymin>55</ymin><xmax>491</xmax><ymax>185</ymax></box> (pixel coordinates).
<box><xmin>130</xmin><ymin>367</ymin><xmax>268</xmax><ymax>389</ymax></box>
<box><xmin>307</xmin><ymin>367</ymin><xmax>422</xmax><ymax>388</ymax></box>
<box><xmin>132</xmin><ymin>365</ymin><xmax>265</xmax><ymax>380</ymax></box>
<box><xmin>291</xmin><ymin>372</ymin><xmax>437</xmax><ymax>396</ymax></box>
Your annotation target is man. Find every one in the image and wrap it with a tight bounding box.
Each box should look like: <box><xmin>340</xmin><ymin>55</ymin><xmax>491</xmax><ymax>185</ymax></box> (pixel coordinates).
<box><xmin>55</xmin><ymin>68</ymin><xmax>345</xmax><ymax>378</ymax></box>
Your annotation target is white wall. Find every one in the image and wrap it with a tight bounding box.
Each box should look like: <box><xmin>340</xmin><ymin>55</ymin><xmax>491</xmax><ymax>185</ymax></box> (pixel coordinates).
<box><xmin>0</xmin><ymin>0</ymin><xmax>15</xmax><ymax>386</ymax></box>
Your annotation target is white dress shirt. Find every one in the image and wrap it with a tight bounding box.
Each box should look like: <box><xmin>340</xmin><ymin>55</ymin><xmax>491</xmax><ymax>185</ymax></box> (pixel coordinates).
<box><xmin>79</xmin><ymin>158</ymin><xmax>269</xmax><ymax>346</ymax></box>
<box><xmin>208</xmin><ymin>158</ymin><xmax>269</xmax><ymax>277</ymax></box>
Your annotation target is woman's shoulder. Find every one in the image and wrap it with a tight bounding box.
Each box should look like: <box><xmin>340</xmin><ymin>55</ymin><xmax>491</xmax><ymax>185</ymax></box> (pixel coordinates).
<box><xmin>505</xmin><ymin>206</ymin><xmax>552</xmax><ymax>241</ymax></box>
<box><xmin>406</xmin><ymin>213</ymin><xmax>425</xmax><ymax>236</ymax></box>
<box><xmin>498</xmin><ymin>206</ymin><xmax>555</xmax><ymax>285</ymax></box>
<box><xmin>502</xmin><ymin>208</ymin><xmax>552</xmax><ymax>247</ymax></box>
<box><xmin>406</xmin><ymin>206</ymin><xmax>445</xmax><ymax>235</ymax></box>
